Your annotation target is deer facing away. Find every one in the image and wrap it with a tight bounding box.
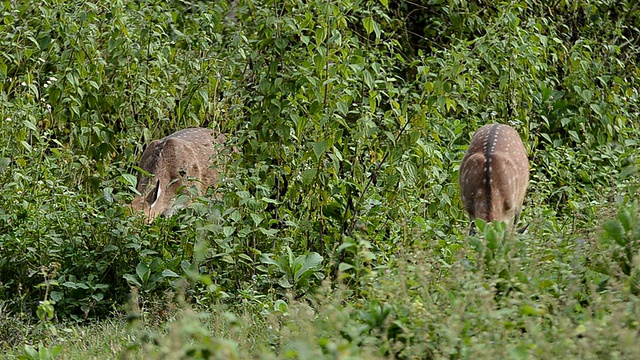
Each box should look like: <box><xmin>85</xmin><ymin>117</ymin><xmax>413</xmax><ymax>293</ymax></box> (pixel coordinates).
<box><xmin>459</xmin><ymin>123</ymin><xmax>530</xmax><ymax>234</ymax></box>
<box><xmin>131</xmin><ymin>127</ymin><xmax>227</xmax><ymax>222</ymax></box>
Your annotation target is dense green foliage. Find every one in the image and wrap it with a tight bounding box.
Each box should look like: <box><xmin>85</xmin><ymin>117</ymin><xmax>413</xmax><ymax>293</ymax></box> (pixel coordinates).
<box><xmin>1</xmin><ymin>0</ymin><xmax>640</xmax><ymax>358</ymax></box>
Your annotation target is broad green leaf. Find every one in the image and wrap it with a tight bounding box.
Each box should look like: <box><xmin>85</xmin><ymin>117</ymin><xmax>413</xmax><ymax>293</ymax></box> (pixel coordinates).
<box><xmin>136</xmin><ymin>262</ymin><xmax>150</xmax><ymax>284</ymax></box>
<box><xmin>372</xmin><ymin>19</ymin><xmax>381</xmax><ymax>39</ymax></box>
<box><xmin>338</xmin><ymin>262</ymin><xmax>354</xmax><ymax>271</ymax></box>
<box><xmin>20</xmin><ymin>141</ymin><xmax>32</xmax><ymax>152</ymax></box>
<box><xmin>50</xmin><ymin>291</ymin><xmax>63</xmax><ymax>302</ymax></box>
<box><xmin>486</xmin><ymin>229</ymin><xmax>498</xmax><ymax>251</ymax></box>
<box><xmin>238</xmin><ymin>254</ymin><xmax>253</xmax><ymax>263</ymax></box>
<box><xmin>260</xmin><ymin>254</ymin><xmax>282</xmax><ymax>269</ymax></box>
<box><xmin>23</xmin><ymin>345</ymin><xmax>39</xmax><ymax>360</ymax></box>
<box><xmin>251</xmin><ymin>213</ymin><xmax>264</xmax><ymax>226</ymax></box>
<box><xmin>313</xmin><ymin>140</ymin><xmax>329</xmax><ymax>161</ymax></box>
<box><xmin>274</xmin><ymin>299</ymin><xmax>288</xmax><ymax>312</ymax></box>
<box><xmin>603</xmin><ymin>219</ymin><xmax>625</xmax><ymax>246</ymax></box>
<box><xmin>315</xmin><ymin>26</ymin><xmax>326</xmax><ymax>45</ymax></box>
<box><xmin>363</xmin><ymin>69</ymin><xmax>374</xmax><ymax>90</ymax></box>
<box><xmin>336</xmin><ymin>101</ymin><xmax>348</xmax><ymax>115</ymax></box>
<box><xmin>302</xmin><ymin>168</ymin><xmax>317</xmax><ymax>185</ymax></box>
<box><xmin>0</xmin><ymin>157</ymin><xmax>10</xmax><ymax>174</ymax></box>
<box><xmin>617</xmin><ymin>206</ymin><xmax>634</xmax><ymax>232</ymax></box>
<box><xmin>223</xmin><ymin>226</ymin><xmax>235</xmax><ymax>237</ymax></box>
<box><xmin>149</xmin><ymin>257</ymin><xmax>162</xmax><ymax>272</ymax></box>
<box><xmin>508</xmin><ymin>344</ymin><xmax>529</xmax><ymax>360</ymax></box>
<box><xmin>23</xmin><ymin>119</ymin><xmax>38</xmax><ymax>132</ymax></box>
<box><xmin>363</xmin><ymin>17</ymin><xmax>374</xmax><ymax>35</ymax></box>
<box><xmin>123</xmin><ymin>274</ymin><xmax>141</xmax><ymax>287</ymax></box>
<box><xmin>236</xmin><ymin>190</ymin><xmax>251</xmax><ymax>199</ymax></box>
<box><xmin>261</xmin><ymin>197</ymin><xmax>281</xmax><ymax>204</ymax></box>
<box><xmin>161</xmin><ymin>269</ymin><xmax>180</xmax><ymax>278</ymax></box>
<box><xmin>520</xmin><ymin>305</ymin><xmax>539</xmax><ymax>316</ymax></box>
<box><xmin>294</xmin><ymin>252</ymin><xmax>323</xmax><ymax>282</ymax></box>
<box><xmin>258</xmin><ymin>227</ymin><xmax>279</xmax><ymax>236</ymax></box>
<box><xmin>278</xmin><ymin>276</ymin><xmax>293</xmax><ymax>289</ymax></box>
<box><xmin>50</xmin><ymin>345</ymin><xmax>64</xmax><ymax>357</ymax></box>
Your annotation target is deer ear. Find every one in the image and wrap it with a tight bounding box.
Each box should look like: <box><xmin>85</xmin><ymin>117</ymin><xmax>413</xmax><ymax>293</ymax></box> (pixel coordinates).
<box><xmin>469</xmin><ymin>221</ymin><xmax>477</xmax><ymax>235</ymax></box>
<box><xmin>150</xmin><ymin>179</ymin><xmax>162</xmax><ymax>208</ymax></box>
<box><xmin>517</xmin><ymin>223</ymin><xmax>529</xmax><ymax>234</ymax></box>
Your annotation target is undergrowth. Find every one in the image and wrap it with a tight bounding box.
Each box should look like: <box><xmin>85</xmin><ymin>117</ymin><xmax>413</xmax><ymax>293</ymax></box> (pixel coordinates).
<box><xmin>1</xmin><ymin>0</ymin><xmax>640</xmax><ymax>358</ymax></box>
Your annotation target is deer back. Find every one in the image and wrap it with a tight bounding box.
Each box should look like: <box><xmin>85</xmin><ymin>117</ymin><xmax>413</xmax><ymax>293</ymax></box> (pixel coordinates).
<box><xmin>459</xmin><ymin>124</ymin><xmax>529</xmax><ymax>233</ymax></box>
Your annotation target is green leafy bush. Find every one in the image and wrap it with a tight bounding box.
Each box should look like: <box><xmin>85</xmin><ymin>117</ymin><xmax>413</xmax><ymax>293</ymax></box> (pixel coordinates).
<box><xmin>1</xmin><ymin>1</ymin><xmax>640</xmax><ymax>358</ymax></box>
<box><xmin>600</xmin><ymin>201</ymin><xmax>640</xmax><ymax>295</ymax></box>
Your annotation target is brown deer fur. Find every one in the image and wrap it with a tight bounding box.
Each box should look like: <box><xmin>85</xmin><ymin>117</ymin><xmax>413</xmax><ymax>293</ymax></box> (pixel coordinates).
<box><xmin>459</xmin><ymin>124</ymin><xmax>530</xmax><ymax>234</ymax></box>
<box><xmin>131</xmin><ymin>128</ymin><xmax>227</xmax><ymax>222</ymax></box>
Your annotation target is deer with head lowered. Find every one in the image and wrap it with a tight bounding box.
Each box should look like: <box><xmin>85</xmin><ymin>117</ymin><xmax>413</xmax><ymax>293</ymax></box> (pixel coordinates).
<box><xmin>459</xmin><ymin>123</ymin><xmax>530</xmax><ymax>234</ymax></box>
<box><xmin>131</xmin><ymin>127</ymin><xmax>228</xmax><ymax>222</ymax></box>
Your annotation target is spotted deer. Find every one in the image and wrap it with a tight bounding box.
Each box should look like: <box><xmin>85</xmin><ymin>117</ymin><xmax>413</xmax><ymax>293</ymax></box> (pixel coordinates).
<box><xmin>131</xmin><ymin>127</ymin><xmax>228</xmax><ymax>222</ymax></box>
<box><xmin>459</xmin><ymin>124</ymin><xmax>530</xmax><ymax>234</ymax></box>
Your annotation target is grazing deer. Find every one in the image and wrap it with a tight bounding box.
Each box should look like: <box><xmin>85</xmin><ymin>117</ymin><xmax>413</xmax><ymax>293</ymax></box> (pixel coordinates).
<box><xmin>459</xmin><ymin>124</ymin><xmax>530</xmax><ymax>234</ymax></box>
<box><xmin>131</xmin><ymin>127</ymin><xmax>227</xmax><ymax>222</ymax></box>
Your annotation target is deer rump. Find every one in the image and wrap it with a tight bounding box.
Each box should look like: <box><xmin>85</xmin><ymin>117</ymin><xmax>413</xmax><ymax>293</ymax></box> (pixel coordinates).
<box><xmin>132</xmin><ymin>128</ymin><xmax>226</xmax><ymax>221</ymax></box>
<box><xmin>459</xmin><ymin>124</ymin><xmax>529</xmax><ymax>233</ymax></box>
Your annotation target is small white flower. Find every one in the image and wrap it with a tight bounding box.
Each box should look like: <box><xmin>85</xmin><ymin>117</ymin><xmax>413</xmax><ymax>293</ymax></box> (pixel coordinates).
<box><xmin>5</xmin><ymin>117</ymin><xmax>11</xmax><ymax>122</ymax></box>
<box><xmin>21</xmin><ymin>82</ymin><xmax>26</xmax><ymax>87</ymax></box>
<box><xmin>49</xmin><ymin>76</ymin><xmax>57</xmax><ymax>82</ymax></box>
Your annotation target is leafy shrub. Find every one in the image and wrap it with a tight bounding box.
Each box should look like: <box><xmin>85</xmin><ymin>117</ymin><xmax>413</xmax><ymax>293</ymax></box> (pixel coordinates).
<box><xmin>599</xmin><ymin>201</ymin><xmax>640</xmax><ymax>295</ymax></box>
<box><xmin>0</xmin><ymin>0</ymin><xmax>639</xmax><ymax>349</ymax></box>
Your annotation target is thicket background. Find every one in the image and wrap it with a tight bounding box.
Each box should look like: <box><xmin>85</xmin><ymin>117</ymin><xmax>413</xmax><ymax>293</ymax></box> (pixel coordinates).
<box><xmin>1</xmin><ymin>0</ymin><xmax>640</xmax><ymax>358</ymax></box>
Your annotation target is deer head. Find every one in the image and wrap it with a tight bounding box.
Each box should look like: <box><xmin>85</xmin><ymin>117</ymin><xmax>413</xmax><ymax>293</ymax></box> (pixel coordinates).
<box><xmin>131</xmin><ymin>127</ymin><xmax>227</xmax><ymax>222</ymax></box>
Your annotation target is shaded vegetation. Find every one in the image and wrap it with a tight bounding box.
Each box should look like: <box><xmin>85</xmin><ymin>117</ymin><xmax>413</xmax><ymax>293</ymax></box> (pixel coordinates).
<box><xmin>0</xmin><ymin>0</ymin><xmax>639</xmax><ymax>358</ymax></box>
